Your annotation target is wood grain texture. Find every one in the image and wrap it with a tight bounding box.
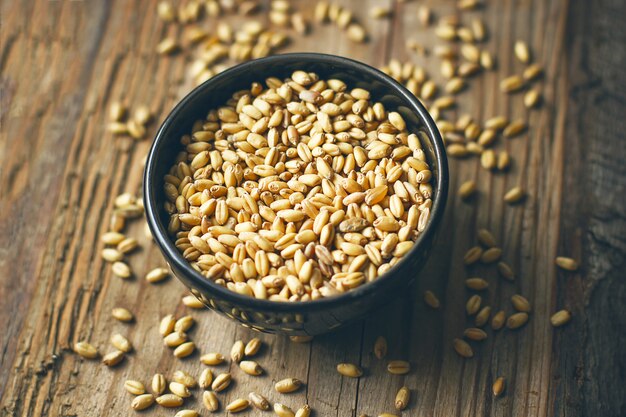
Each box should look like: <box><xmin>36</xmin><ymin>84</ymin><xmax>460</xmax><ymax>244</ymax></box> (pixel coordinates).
<box><xmin>1</xmin><ymin>0</ymin><xmax>624</xmax><ymax>416</ymax></box>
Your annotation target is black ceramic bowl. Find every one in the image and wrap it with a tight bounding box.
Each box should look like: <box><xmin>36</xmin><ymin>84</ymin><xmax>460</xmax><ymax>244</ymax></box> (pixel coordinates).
<box><xmin>144</xmin><ymin>53</ymin><xmax>448</xmax><ymax>336</ymax></box>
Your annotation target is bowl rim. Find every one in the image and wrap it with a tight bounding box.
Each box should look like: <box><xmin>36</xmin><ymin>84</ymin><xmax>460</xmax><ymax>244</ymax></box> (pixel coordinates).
<box><xmin>144</xmin><ymin>52</ymin><xmax>448</xmax><ymax>313</ymax></box>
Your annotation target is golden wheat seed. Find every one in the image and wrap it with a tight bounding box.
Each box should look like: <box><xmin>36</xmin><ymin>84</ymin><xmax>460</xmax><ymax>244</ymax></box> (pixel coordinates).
<box><xmin>314</xmin><ymin>1</ymin><xmax>329</xmax><ymax>22</ymax></box>
<box><xmin>169</xmin><ymin>382</ymin><xmax>191</xmax><ymax>398</ymax></box>
<box><xmin>172</xmin><ymin>370</ymin><xmax>196</xmax><ymax>388</ymax></box>
<box><xmin>464</xmin><ymin>327</ymin><xmax>488</xmax><ymax>341</ymax></box>
<box><xmin>111</xmin><ymin>333</ymin><xmax>132</xmax><ymax>353</ymax></box>
<box><xmin>275</xmin><ymin>377</ymin><xmax>303</xmax><ymax>393</ymax></box>
<box><xmin>212</xmin><ymin>373</ymin><xmax>232</xmax><ymax>392</ymax></box>
<box><xmin>504</xmin><ymin>186</ymin><xmax>525</xmax><ymax>204</ymax></box>
<box><xmin>497</xmin><ymin>151</ymin><xmax>511</xmax><ymax>171</ymax></box>
<box><xmin>274</xmin><ymin>403</ymin><xmax>296</xmax><ymax>417</ymax></box>
<box><xmin>226</xmin><ymin>398</ymin><xmax>250</xmax><ymax>413</ymax></box>
<box><xmin>511</xmin><ymin>294</ymin><xmax>532</xmax><ymax>312</ymax></box>
<box><xmin>156</xmin><ymin>393</ymin><xmax>184</xmax><ymax>408</ymax></box>
<box><xmin>230</xmin><ymin>340</ymin><xmax>245</xmax><ymax>363</ymax></box>
<box><xmin>347</xmin><ymin>24</ymin><xmax>367</xmax><ymax>43</ymax></box>
<box><xmin>485</xmin><ymin>116</ymin><xmax>508</xmax><ymax>130</ymax></box>
<box><xmin>435</xmin><ymin>24</ymin><xmax>457</xmax><ymax>41</ymax></box>
<box><xmin>491</xmin><ymin>310</ymin><xmax>506</xmax><ymax>330</ymax></box>
<box><xmin>514</xmin><ymin>40</ymin><xmax>531</xmax><ymax>63</ymax></box>
<box><xmin>163</xmin><ymin>330</ymin><xmax>187</xmax><ymax>347</ymax></box>
<box><xmin>466</xmin><ymin>278</ymin><xmax>489</xmax><ymax>290</ymax></box>
<box><xmin>202</xmin><ymin>390</ymin><xmax>219</xmax><ymax>411</ymax></box>
<box><xmin>108</xmin><ymin>120</ymin><xmax>130</xmax><ymax>136</ymax></box>
<box><xmin>159</xmin><ymin>314</ymin><xmax>176</xmax><ymax>336</ymax></box>
<box><xmin>152</xmin><ymin>373</ymin><xmax>166</xmax><ymax>395</ymax></box>
<box><xmin>200</xmin><ymin>352</ymin><xmax>225</xmax><ymax>366</ymax></box>
<box><xmin>374</xmin><ymin>336</ymin><xmax>388</xmax><ymax>359</ymax></box>
<box><xmin>109</xmin><ymin>101</ymin><xmax>126</xmax><ymax>122</ymax></box>
<box><xmin>182</xmin><ymin>294</ymin><xmax>204</xmax><ymax>308</ymax></box>
<box><xmin>124</xmin><ymin>380</ymin><xmax>146</xmax><ymax>395</ymax></box>
<box><xmin>249</xmin><ymin>391</ymin><xmax>270</xmax><ymax>410</ymax></box>
<box><xmin>446</xmin><ymin>143</ymin><xmax>468</xmax><ymax>158</ymax></box>
<box><xmin>134</xmin><ymin>105</ymin><xmax>152</xmax><ymax>126</ymax></box>
<box><xmin>471</xmin><ymin>18</ymin><xmax>486</xmax><ymax>41</ymax></box>
<box><xmin>111</xmin><ymin>261</ymin><xmax>131</xmax><ymax>278</ymax></box>
<box><xmin>475</xmin><ymin>306</ymin><xmax>492</xmax><ymax>327</ymax></box>
<box><xmin>464</xmin><ymin>246</ymin><xmax>483</xmax><ymax>265</ymax></box>
<box><xmin>101</xmin><ymin>231</ymin><xmax>125</xmax><ymax>245</ymax></box>
<box><xmin>481</xmin><ymin>247</ymin><xmax>502</xmax><ymax>264</ymax></box>
<box><xmin>477</xmin><ymin>229</ymin><xmax>497</xmax><ymax>248</ymax></box>
<box><xmin>453</xmin><ymin>338</ymin><xmax>474</xmax><ymax>358</ymax></box>
<box><xmin>480</xmin><ymin>50</ymin><xmax>495</xmax><ymax>70</ymax></box>
<box><xmin>424</xmin><ymin>290</ymin><xmax>441</xmax><ymax>309</ymax></box>
<box><xmin>146</xmin><ymin>267</ymin><xmax>169</xmax><ymax>283</ymax></box>
<box><xmin>550</xmin><ymin>310</ymin><xmax>572</xmax><ymax>327</ymax></box>
<box><xmin>157</xmin><ymin>37</ymin><xmax>178</xmax><ymax>55</ymax></box>
<box><xmin>102</xmin><ymin>350</ymin><xmax>125</xmax><ymax>366</ymax></box>
<box><xmin>198</xmin><ymin>369</ymin><xmax>213</xmax><ymax>390</ymax></box>
<box><xmin>112</xmin><ymin>307</ymin><xmax>134</xmax><ymax>322</ymax></box>
<box><xmin>174</xmin><ymin>341</ymin><xmax>195</xmax><ymax>358</ymax></box>
<box><xmin>500</xmin><ymin>75</ymin><xmax>525</xmax><ymax>93</ymax></box>
<box><xmin>240</xmin><ymin>360</ymin><xmax>264</xmax><ymax>376</ymax></box>
<box><xmin>497</xmin><ymin>261</ymin><xmax>515</xmax><ymax>281</ymax></box>
<box><xmin>131</xmin><ymin>393</ymin><xmax>154</xmax><ymax>410</ymax></box>
<box><xmin>418</xmin><ymin>6</ymin><xmax>431</xmax><ymax>25</ymax></box>
<box><xmin>395</xmin><ymin>386</ymin><xmax>410</xmax><ymax>410</ymax></box>
<box><xmin>387</xmin><ymin>360</ymin><xmax>410</xmax><ymax>375</ymax></box>
<box><xmin>102</xmin><ymin>248</ymin><xmax>124</xmax><ymax>263</ymax></box>
<box><xmin>337</xmin><ymin>363</ymin><xmax>363</xmax><ymax>378</ymax></box>
<box><xmin>174</xmin><ymin>315</ymin><xmax>194</xmax><ymax>333</ymax></box>
<box><xmin>507</xmin><ymin>312</ymin><xmax>529</xmax><ymax>329</ymax></box>
<box><xmin>175</xmin><ymin>410</ymin><xmax>198</xmax><ymax>417</ymax></box>
<box><xmin>523</xmin><ymin>63</ymin><xmax>544</xmax><ymax>81</ymax></box>
<box><xmin>370</xmin><ymin>6</ymin><xmax>391</xmax><ymax>19</ymax></box>
<box><xmin>466</xmin><ymin>295</ymin><xmax>482</xmax><ymax>315</ymax></box>
<box><xmin>74</xmin><ymin>341</ymin><xmax>98</xmax><ymax>359</ymax></box>
<box><xmin>295</xmin><ymin>405</ymin><xmax>312</xmax><ymax>417</ymax></box>
<box><xmin>524</xmin><ymin>89</ymin><xmax>541</xmax><ymax>108</ymax></box>
<box><xmin>503</xmin><ymin>120</ymin><xmax>527</xmax><ymax>138</ymax></box>
<box><xmin>555</xmin><ymin>256</ymin><xmax>579</xmax><ymax>271</ymax></box>
<box><xmin>477</xmin><ymin>129</ymin><xmax>497</xmax><ymax>147</ymax></box>
<box><xmin>492</xmin><ymin>377</ymin><xmax>506</xmax><ymax>397</ymax></box>
<box><xmin>244</xmin><ymin>337</ymin><xmax>261</xmax><ymax>356</ymax></box>
<box><xmin>157</xmin><ymin>1</ymin><xmax>176</xmax><ymax>22</ymax></box>
<box><xmin>459</xmin><ymin>180</ymin><xmax>477</xmax><ymax>200</ymax></box>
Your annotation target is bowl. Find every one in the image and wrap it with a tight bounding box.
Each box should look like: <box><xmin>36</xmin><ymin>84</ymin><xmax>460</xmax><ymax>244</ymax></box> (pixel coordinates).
<box><xmin>144</xmin><ymin>53</ymin><xmax>448</xmax><ymax>336</ymax></box>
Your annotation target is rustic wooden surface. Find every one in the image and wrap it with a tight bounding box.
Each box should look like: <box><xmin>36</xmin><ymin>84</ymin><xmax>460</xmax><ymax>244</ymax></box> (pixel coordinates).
<box><xmin>1</xmin><ymin>0</ymin><xmax>625</xmax><ymax>416</ymax></box>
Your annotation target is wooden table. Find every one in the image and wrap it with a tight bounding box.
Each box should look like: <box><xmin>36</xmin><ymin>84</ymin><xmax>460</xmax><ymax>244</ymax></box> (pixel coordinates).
<box><xmin>1</xmin><ymin>1</ymin><xmax>625</xmax><ymax>416</ymax></box>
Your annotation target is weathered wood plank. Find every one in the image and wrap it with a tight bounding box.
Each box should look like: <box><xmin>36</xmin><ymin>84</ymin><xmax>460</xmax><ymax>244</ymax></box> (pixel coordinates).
<box><xmin>1</xmin><ymin>0</ymin><xmax>625</xmax><ymax>416</ymax></box>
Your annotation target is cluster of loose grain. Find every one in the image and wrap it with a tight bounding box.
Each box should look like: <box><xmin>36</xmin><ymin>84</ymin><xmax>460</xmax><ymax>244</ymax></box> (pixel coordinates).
<box><xmin>122</xmin><ymin>336</ymin><xmax>311</xmax><ymax>416</ymax></box>
<box><xmin>155</xmin><ymin>0</ymin><xmax>371</xmax><ymax>89</ymax></box>
<box><xmin>100</xmin><ymin>192</ymin><xmax>170</xmax><ymax>283</ymax></box>
<box><xmin>156</xmin><ymin>0</ymin><xmax>292</xmax><ymax>87</ymax></box>
<box><xmin>337</xmin><ymin>335</ymin><xmax>413</xmax><ymax>415</ymax></box>
<box><xmin>379</xmin><ymin>10</ymin><xmax>547</xmax><ymax>206</ymax></box>
<box><xmin>424</xmin><ymin>226</ymin><xmax>575</xmax><ymax>360</ymax></box>
<box><xmin>73</xmin><ymin>320</ymin><xmax>134</xmax><ymax>367</ymax></box>
<box><xmin>164</xmin><ymin>70</ymin><xmax>434</xmax><ymax>301</ymax></box>
<box><xmin>314</xmin><ymin>2</ymin><xmax>368</xmax><ymax>43</ymax></box>
<box><xmin>160</xmin><ymin>314</ymin><xmax>198</xmax><ymax>358</ymax></box>
<box><xmin>108</xmin><ymin>103</ymin><xmax>155</xmax><ymax>140</ymax></box>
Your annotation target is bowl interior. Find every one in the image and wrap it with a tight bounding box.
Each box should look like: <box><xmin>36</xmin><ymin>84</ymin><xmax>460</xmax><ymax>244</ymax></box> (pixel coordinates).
<box><xmin>145</xmin><ymin>53</ymin><xmax>448</xmax><ymax>312</ymax></box>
